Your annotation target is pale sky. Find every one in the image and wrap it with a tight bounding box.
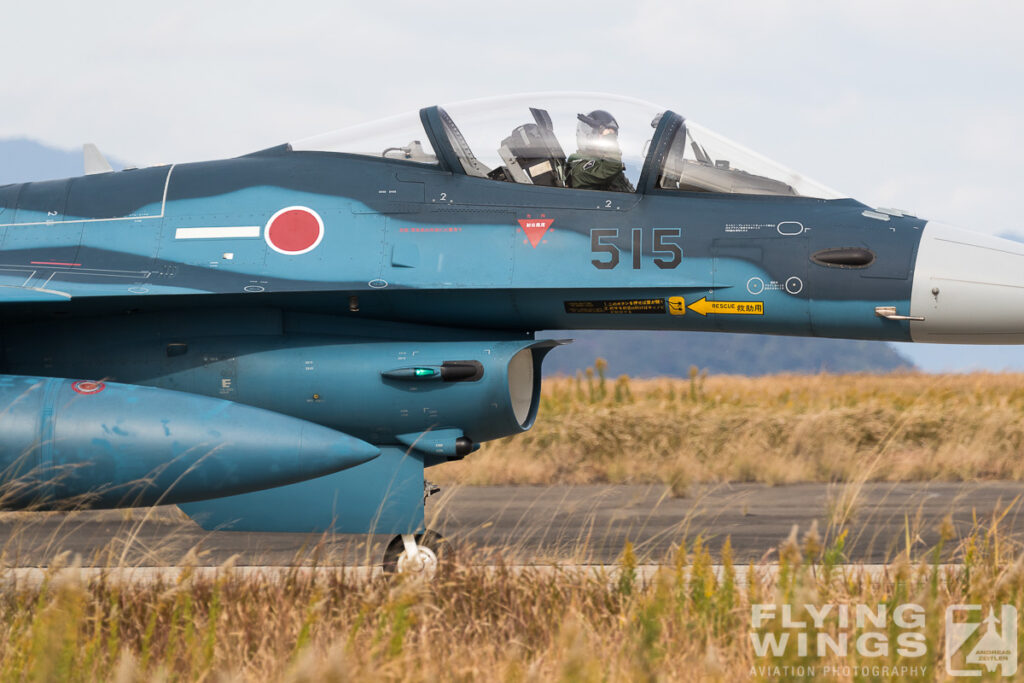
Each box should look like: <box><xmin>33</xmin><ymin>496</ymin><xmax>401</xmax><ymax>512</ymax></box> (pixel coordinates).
<box><xmin>2</xmin><ymin>0</ymin><xmax>1023</xmax><ymax>370</ymax></box>
<box><xmin>2</xmin><ymin>0</ymin><xmax>1021</xmax><ymax>235</ymax></box>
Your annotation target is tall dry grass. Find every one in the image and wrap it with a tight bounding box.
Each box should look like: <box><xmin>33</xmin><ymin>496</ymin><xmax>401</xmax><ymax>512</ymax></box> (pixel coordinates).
<box><xmin>437</xmin><ymin>367</ymin><xmax>1024</xmax><ymax>489</ymax></box>
<box><xmin>1</xmin><ymin>511</ymin><xmax>1022</xmax><ymax>681</ymax></box>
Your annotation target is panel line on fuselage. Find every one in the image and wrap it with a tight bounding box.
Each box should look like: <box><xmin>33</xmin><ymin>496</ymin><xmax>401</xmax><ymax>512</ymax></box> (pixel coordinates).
<box><xmin>0</xmin><ymin>164</ymin><xmax>177</xmax><ymax>228</ymax></box>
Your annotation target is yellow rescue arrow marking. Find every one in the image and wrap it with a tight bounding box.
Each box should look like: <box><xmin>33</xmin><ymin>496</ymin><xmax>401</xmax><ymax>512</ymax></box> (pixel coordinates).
<box><xmin>687</xmin><ymin>297</ymin><xmax>764</xmax><ymax>316</ymax></box>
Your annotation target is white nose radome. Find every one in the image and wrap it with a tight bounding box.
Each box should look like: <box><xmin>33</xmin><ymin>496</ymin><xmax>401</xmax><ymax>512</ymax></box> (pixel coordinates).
<box><xmin>911</xmin><ymin>222</ymin><xmax>1024</xmax><ymax>343</ymax></box>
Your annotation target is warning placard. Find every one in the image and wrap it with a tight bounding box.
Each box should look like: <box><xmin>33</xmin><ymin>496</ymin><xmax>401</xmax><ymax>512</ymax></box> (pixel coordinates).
<box><xmin>564</xmin><ymin>298</ymin><xmax>667</xmax><ymax>315</ymax></box>
<box><xmin>687</xmin><ymin>297</ymin><xmax>764</xmax><ymax>316</ymax></box>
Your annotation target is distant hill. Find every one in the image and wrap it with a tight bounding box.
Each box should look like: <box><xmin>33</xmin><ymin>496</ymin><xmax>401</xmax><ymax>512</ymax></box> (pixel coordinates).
<box><xmin>1</xmin><ymin>137</ymin><xmax>916</xmax><ymax>376</ymax></box>
<box><xmin>0</xmin><ymin>138</ymin><xmax>125</xmax><ymax>185</ymax></box>
<box><xmin>540</xmin><ymin>330</ymin><xmax>914</xmax><ymax>377</ymax></box>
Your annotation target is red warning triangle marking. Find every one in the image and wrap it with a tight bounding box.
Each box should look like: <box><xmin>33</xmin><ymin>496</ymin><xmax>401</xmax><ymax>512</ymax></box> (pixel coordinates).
<box><xmin>517</xmin><ymin>217</ymin><xmax>554</xmax><ymax>248</ymax></box>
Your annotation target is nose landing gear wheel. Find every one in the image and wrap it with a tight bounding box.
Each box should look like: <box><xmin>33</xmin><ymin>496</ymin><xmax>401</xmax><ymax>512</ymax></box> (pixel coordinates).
<box><xmin>382</xmin><ymin>530</ymin><xmax>452</xmax><ymax>576</ymax></box>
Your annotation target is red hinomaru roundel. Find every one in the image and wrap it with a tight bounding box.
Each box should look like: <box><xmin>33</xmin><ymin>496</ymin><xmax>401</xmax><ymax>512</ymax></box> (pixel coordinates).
<box><xmin>265</xmin><ymin>206</ymin><xmax>325</xmax><ymax>255</ymax></box>
<box><xmin>71</xmin><ymin>380</ymin><xmax>106</xmax><ymax>395</ymax></box>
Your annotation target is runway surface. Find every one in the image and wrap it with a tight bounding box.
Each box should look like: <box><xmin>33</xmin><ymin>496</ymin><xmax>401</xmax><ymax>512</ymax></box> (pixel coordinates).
<box><xmin>2</xmin><ymin>482</ymin><xmax>1023</xmax><ymax>566</ymax></box>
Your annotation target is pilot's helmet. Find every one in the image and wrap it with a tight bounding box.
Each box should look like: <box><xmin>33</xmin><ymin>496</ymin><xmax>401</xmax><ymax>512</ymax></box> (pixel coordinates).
<box><xmin>577</xmin><ymin>110</ymin><xmax>621</xmax><ymax>156</ymax></box>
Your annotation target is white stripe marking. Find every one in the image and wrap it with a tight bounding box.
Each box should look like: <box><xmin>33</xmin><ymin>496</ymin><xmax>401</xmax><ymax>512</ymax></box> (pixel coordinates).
<box><xmin>175</xmin><ymin>226</ymin><xmax>261</xmax><ymax>239</ymax></box>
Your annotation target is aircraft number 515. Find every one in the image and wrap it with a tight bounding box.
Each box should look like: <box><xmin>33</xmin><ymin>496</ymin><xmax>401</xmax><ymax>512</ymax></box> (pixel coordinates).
<box><xmin>591</xmin><ymin>228</ymin><xmax>683</xmax><ymax>270</ymax></box>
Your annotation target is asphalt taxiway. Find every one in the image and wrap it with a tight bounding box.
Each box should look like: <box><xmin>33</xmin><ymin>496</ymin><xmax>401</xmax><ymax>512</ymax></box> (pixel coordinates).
<box><xmin>1</xmin><ymin>482</ymin><xmax>1022</xmax><ymax>567</ymax></box>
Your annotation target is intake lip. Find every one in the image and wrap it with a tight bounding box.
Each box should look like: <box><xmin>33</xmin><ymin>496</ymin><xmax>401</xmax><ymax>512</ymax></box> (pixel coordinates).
<box><xmin>811</xmin><ymin>247</ymin><xmax>876</xmax><ymax>268</ymax></box>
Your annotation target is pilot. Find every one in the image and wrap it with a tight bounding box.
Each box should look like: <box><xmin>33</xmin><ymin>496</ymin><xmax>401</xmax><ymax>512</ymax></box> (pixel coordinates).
<box><xmin>566</xmin><ymin>110</ymin><xmax>635</xmax><ymax>193</ymax></box>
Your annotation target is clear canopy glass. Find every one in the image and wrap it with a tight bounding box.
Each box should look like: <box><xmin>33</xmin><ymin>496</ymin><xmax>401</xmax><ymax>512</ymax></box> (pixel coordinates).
<box><xmin>289</xmin><ymin>92</ymin><xmax>846</xmax><ymax>199</ymax></box>
<box><xmin>435</xmin><ymin>92</ymin><xmax>661</xmax><ymax>191</ymax></box>
<box><xmin>657</xmin><ymin>120</ymin><xmax>844</xmax><ymax>199</ymax></box>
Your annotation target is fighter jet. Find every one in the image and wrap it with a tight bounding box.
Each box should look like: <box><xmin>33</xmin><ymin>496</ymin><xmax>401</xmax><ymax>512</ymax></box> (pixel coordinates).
<box><xmin>0</xmin><ymin>93</ymin><xmax>1018</xmax><ymax>573</ymax></box>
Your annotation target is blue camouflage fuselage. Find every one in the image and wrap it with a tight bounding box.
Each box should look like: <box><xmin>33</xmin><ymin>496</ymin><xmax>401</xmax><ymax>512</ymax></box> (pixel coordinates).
<box><xmin>0</xmin><ymin>147</ymin><xmax>922</xmax><ymax>339</ymax></box>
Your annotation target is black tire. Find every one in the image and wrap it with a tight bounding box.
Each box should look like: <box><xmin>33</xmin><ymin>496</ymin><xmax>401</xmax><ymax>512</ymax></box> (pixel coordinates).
<box><xmin>381</xmin><ymin>530</ymin><xmax>453</xmax><ymax>575</ymax></box>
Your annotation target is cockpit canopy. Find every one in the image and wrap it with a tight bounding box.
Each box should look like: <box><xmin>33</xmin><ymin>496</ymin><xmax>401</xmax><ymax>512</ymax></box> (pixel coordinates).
<box><xmin>291</xmin><ymin>93</ymin><xmax>845</xmax><ymax>199</ymax></box>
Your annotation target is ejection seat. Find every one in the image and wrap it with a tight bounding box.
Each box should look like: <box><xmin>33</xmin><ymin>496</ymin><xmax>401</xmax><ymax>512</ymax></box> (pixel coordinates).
<box><xmin>492</xmin><ymin>108</ymin><xmax>568</xmax><ymax>187</ymax></box>
<box><xmin>659</xmin><ymin>128</ymin><xmax>798</xmax><ymax>196</ymax></box>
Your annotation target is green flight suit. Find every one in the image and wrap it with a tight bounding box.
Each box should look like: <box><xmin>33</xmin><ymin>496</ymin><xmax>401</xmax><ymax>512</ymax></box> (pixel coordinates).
<box><xmin>566</xmin><ymin>152</ymin><xmax>635</xmax><ymax>193</ymax></box>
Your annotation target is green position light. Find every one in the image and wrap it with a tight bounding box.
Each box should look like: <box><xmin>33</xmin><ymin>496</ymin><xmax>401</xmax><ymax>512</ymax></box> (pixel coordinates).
<box><xmin>414</xmin><ymin>368</ymin><xmax>437</xmax><ymax>377</ymax></box>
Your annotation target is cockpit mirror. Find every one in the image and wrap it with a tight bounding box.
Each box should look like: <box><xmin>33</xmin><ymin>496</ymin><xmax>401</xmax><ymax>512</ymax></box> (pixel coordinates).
<box><xmin>382</xmin><ymin>141</ymin><xmax>435</xmax><ymax>163</ymax></box>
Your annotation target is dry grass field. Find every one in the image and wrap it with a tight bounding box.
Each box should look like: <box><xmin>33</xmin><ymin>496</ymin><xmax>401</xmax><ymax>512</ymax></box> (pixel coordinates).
<box><xmin>436</xmin><ymin>366</ymin><xmax>1024</xmax><ymax>492</ymax></box>
<box><xmin>1</xmin><ymin>518</ymin><xmax>1021</xmax><ymax>681</ymax></box>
